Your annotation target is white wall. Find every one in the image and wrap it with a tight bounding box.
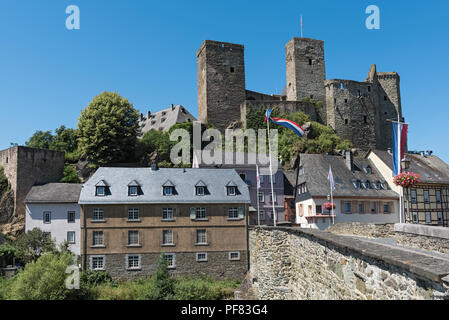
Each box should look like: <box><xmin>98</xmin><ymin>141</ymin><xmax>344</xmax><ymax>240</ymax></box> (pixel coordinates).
<box><xmin>367</xmin><ymin>152</ymin><xmax>399</xmax><ymax>193</ymax></box>
<box><xmin>25</xmin><ymin>203</ymin><xmax>80</xmax><ymax>255</ymax></box>
<box><xmin>296</xmin><ymin>197</ymin><xmax>399</xmax><ymax>230</ymax></box>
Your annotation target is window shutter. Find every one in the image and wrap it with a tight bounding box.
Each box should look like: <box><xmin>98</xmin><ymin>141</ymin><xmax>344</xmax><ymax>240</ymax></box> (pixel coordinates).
<box><xmin>173</xmin><ymin>208</ymin><xmax>177</xmax><ymax>218</ymax></box>
<box><xmin>352</xmin><ymin>201</ymin><xmax>358</xmax><ymax>214</ymax></box>
<box><xmin>364</xmin><ymin>201</ymin><xmax>370</xmax><ymax>214</ymax></box>
<box><xmin>238</xmin><ymin>207</ymin><xmax>244</xmax><ymax>219</ymax></box>
<box><xmin>388</xmin><ymin>201</ymin><xmax>394</xmax><ymax>214</ymax></box>
<box><xmin>122</xmin><ymin>231</ymin><xmax>127</xmax><ymax>246</ymax></box>
<box><xmin>190</xmin><ymin>207</ymin><xmax>196</xmax><ymax>220</ymax></box>
<box><xmin>104</xmin><ymin>231</ymin><xmax>109</xmax><ymax>247</ymax></box>
<box><xmin>377</xmin><ymin>201</ymin><xmax>382</xmax><ymax>214</ymax></box>
<box><xmin>340</xmin><ymin>200</ymin><xmax>345</xmax><ymax>213</ymax></box>
<box><xmin>174</xmin><ymin>230</ymin><xmax>178</xmax><ymax>245</ymax></box>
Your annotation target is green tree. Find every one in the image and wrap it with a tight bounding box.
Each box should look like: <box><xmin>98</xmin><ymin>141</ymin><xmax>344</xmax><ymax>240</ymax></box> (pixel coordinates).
<box><xmin>135</xmin><ymin>130</ymin><xmax>175</xmax><ymax>166</ymax></box>
<box><xmin>77</xmin><ymin>91</ymin><xmax>140</xmax><ymax>165</ymax></box>
<box><xmin>0</xmin><ymin>166</ymin><xmax>10</xmax><ymax>198</ymax></box>
<box><xmin>10</xmin><ymin>252</ymin><xmax>75</xmax><ymax>300</ymax></box>
<box><xmin>25</xmin><ymin>130</ymin><xmax>54</xmax><ymax>149</ymax></box>
<box><xmin>60</xmin><ymin>165</ymin><xmax>80</xmax><ymax>183</ymax></box>
<box><xmin>49</xmin><ymin>125</ymin><xmax>79</xmax><ymax>154</ymax></box>
<box><xmin>143</xmin><ymin>254</ymin><xmax>174</xmax><ymax>300</ymax></box>
<box><xmin>15</xmin><ymin>228</ymin><xmax>57</xmax><ymax>264</ymax></box>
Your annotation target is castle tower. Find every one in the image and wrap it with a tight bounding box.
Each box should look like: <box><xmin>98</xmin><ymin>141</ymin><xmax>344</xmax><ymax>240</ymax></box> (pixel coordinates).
<box><xmin>286</xmin><ymin>38</ymin><xmax>326</xmax><ymax>104</ymax></box>
<box><xmin>197</xmin><ymin>40</ymin><xmax>246</xmax><ymax>131</ymax></box>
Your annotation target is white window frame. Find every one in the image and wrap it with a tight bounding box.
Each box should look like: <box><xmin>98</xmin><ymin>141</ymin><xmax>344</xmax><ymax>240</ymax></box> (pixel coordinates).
<box><xmin>227</xmin><ymin>186</ymin><xmax>236</xmax><ymax>196</ymax></box>
<box><xmin>195</xmin><ymin>208</ymin><xmax>207</xmax><ymax>220</ymax></box>
<box><xmin>259</xmin><ymin>210</ymin><xmax>265</xmax><ymax>221</ymax></box>
<box><xmin>164</xmin><ymin>253</ymin><xmax>176</xmax><ymax>268</ymax></box>
<box><xmin>228</xmin><ymin>208</ymin><xmax>239</xmax><ymax>220</ymax></box>
<box><xmin>163</xmin><ymin>186</ymin><xmax>173</xmax><ymax>196</ymax></box>
<box><xmin>383</xmin><ymin>203</ymin><xmax>390</xmax><ymax>213</ymax></box>
<box><xmin>128</xmin><ymin>208</ymin><xmax>139</xmax><ymax>221</ymax></box>
<box><xmin>128</xmin><ymin>186</ymin><xmax>138</xmax><ymax>196</ymax></box>
<box><xmin>93</xmin><ymin>208</ymin><xmax>104</xmax><ymax>221</ymax></box>
<box><xmin>43</xmin><ymin>211</ymin><xmax>51</xmax><ymax>224</ymax></box>
<box><xmin>96</xmin><ymin>186</ymin><xmax>105</xmax><ymax>196</ymax></box>
<box><xmin>196</xmin><ymin>230</ymin><xmax>207</xmax><ymax>245</ymax></box>
<box><xmin>162</xmin><ymin>208</ymin><xmax>174</xmax><ymax>221</ymax></box>
<box><xmin>128</xmin><ymin>230</ymin><xmax>139</xmax><ymax>246</ymax></box>
<box><xmin>67</xmin><ymin>231</ymin><xmax>76</xmax><ymax>244</ymax></box>
<box><xmin>424</xmin><ymin>190</ymin><xmax>430</xmax><ymax>204</ymax></box>
<box><xmin>162</xmin><ymin>230</ymin><xmax>174</xmax><ymax>245</ymax></box>
<box><xmin>412</xmin><ymin>211</ymin><xmax>418</xmax><ymax>223</ymax></box>
<box><xmin>229</xmin><ymin>251</ymin><xmax>240</xmax><ymax>261</ymax></box>
<box><xmin>425</xmin><ymin>212</ymin><xmax>432</xmax><ymax>224</ymax></box>
<box><xmin>92</xmin><ymin>231</ymin><xmax>104</xmax><ymax>246</ymax></box>
<box><xmin>436</xmin><ymin>190</ymin><xmax>442</xmax><ymax>204</ymax></box>
<box><xmin>196</xmin><ymin>186</ymin><xmax>205</xmax><ymax>196</ymax></box>
<box><xmin>411</xmin><ymin>189</ymin><xmax>417</xmax><ymax>204</ymax></box>
<box><xmin>270</xmin><ymin>192</ymin><xmax>277</xmax><ymax>204</ymax></box>
<box><xmin>126</xmin><ymin>254</ymin><xmax>141</xmax><ymax>270</ymax></box>
<box><xmin>90</xmin><ymin>255</ymin><xmax>105</xmax><ymax>270</ymax></box>
<box><xmin>196</xmin><ymin>252</ymin><xmax>208</xmax><ymax>262</ymax></box>
<box><xmin>258</xmin><ymin>191</ymin><xmax>264</xmax><ymax>203</ymax></box>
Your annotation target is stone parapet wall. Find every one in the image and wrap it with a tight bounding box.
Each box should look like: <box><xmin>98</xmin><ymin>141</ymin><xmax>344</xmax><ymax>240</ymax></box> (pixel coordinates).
<box><xmin>249</xmin><ymin>226</ymin><xmax>449</xmax><ymax>299</ymax></box>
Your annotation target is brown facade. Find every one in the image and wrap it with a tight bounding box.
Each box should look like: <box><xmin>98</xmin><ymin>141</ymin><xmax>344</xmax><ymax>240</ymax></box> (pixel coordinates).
<box><xmin>404</xmin><ymin>184</ymin><xmax>449</xmax><ymax>226</ymax></box>
<box><xmin>81</xmin><ymin>203</ymin><xmax>249</xmax><ymax>280</ymax></box>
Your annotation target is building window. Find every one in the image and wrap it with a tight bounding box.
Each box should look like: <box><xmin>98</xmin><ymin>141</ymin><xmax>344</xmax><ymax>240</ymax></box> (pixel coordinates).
<box><xmin>370</xmin><ymin>202</ymin><xmax>376</xmax><ymax>213</ymax></box>
<box><xmin>128</xmin><ymin>208</ymin><xmax>139</xmax><ymax>221</ymax></box>
<box><xmin>96</xmin><ymin>186</ymin><xmax>105</xmax><ymax>196</ymax></box>
<box><xmin>228</xmin><ymin>208</ymin><xmax>239</xmax><ymax>219</ymax></box>
<box><xmin>128</xmin><ymin>186</ymin><xmax>138</xmax><ymax>196</ymax></box>
<box><xmin>344</xmin><ymin>202</ymin><xmax>351</xmax><ymax>213</ymax></box>
<box><xmin>260</xmin><ymin>175</ymin><xmax>264</xmax><ymax>184</ymax></box>
<box><xmin>259</xmin><ymin>210</ymin><xmax>265</xmax><ymax>220</ymax></box>
<box><xmin>358</xmin><ymin>203</ymin><xmax>364</xmax><ymax>214</ymax></box>
<box><xmin>163</xmin><ymin>186</ymin><xmax>173</xmax><ymax>196</ymax></box>
<box><xmin>164</xmin><ymin>253</ymin><xmax>176</xmax><ymax>268</ymax></box>
<box><xmin>196</xmin><ymin>230</ymin><xmax>207</xmax><ymax>245</ymax></box>
<box><xmin>196</xmin><ymin>252</ymin><xmax>208</xmax><ymax>262</ymax></box>
<box><xmin>308</xmin><ymin>59</ymin><xmax>312</xmax><ymax>65</ymax></box>
<box><xmin>196</xmin><ymin>186</ymin><xmax>205</xmax><ymax>196</ymax></box>
<box><xmin>67</xmin><ymin>211</ymin><xmax>75</xmax><ymax>223</ymax></box>
<box><xmin>424</xmin><ymin>190</ymin><xmax>430</xmax><ymax>204</ymax></box>
<box><xmin>91</xmin><ymin>256</ymin><xmax>105</xmax><ymax>270</ymax></box>
<box><xmin>93</xmin><ymin>208</ymin><xmax>104</xmax><ymax>221</ymax></box>
<box><xmin>229</xmin><ymin>252</ymin><xmax>240</xmax><ymax>261</ymax></box>
<box><xmin>363</xmin><ymin>116</ymin><xmax>368</xmax><ymax>124</ymax></box>
<box><xmin>227</xmin><ymin>186</ymin><xmax>236</xmax><ymax>196</ymax></box>
<box><xmin>411</xmin><ymin>189</ymin><xmax>417</xmax><ymax>204</ymax></box>
<box><xmin>230</xmin><ymin>67</ymin><xmax>235</xmax><ymax>73</ymax></box>
<box><xmin>43</xmin><ymin>232</ymin><xmax>51</xmax><ymax>239</ymax></box>
<box><xmin>67</xmin><ymin>231</ymin><xmax>75</xmax><ymax>244</ymax></box>
<box><xmin>383</xmin><ymin>203</ymin><xmax>390</xmax><ymax>213</ymax></box>
<box><xmin>162</xmin><ymin>208</ymin><xmax>174</xmax><ymax>220</ymax></box>
<box><xmin>93</xmin><ymin>231</ymin><xmax>104</xmax><ymax>246</ymax></box>
<box><xmin>368</xmin><ymin>86</ymin><xmax>371</xmax><ymax>92</ymax></box>
<box><xmin>43</xmin><ymin>211</ymin><xmax>51</xmax><ymax>224</ymax></box>
<box><xmin>162</xmin><ymin>230</ymin><xmax>173</xmax><ymax>245</ymax></box>
<box><xmin>316</xmin><ymin>205</ymin><xmax>323</xmax><ymax>214</ymax></box>
<box><xmin>345</xmin><ymin>119</ymin><xmax>349</xmax><ymax>125</ymax></box>
<box><xmin>412</xmin><ymin>212</ymin><xmax>418</xmax><ymax>223</ymax></box>
<box><xmin>127</xmin><ymin>255</ymin><xmax>140</xmax><ymax>270</ymax></box>
<box><xmin>425</xmin><ymin>212</ymin><xmax>431</xmax><ymax>224</ymax></box>
<box><xmin>436</xmin><ymin>190</ymin><xmax>442</xmax><ymax>204</ymax></box>
<box><xmin>270</xmin><ymin>192</ymin><xmax>277</xmax><ymax>204</ymax></box>
<box><xmin>128</xmin><ymin>231</ymin><xmax>139</xmax><ymax>246</ymax></box>
<box><xmin>438</xmin><ymin>212</ymin><xmax>443</xmax><ymax>225</ymax></box>
<box><xmin>258</xmin><ymin>191</ymin><xmax>265</xmax><ymax>203</ymax></box>
<box><xmin>195</xmin><ymin>208</ymin><xmax>207</xmax><ymax>220</ymax></box>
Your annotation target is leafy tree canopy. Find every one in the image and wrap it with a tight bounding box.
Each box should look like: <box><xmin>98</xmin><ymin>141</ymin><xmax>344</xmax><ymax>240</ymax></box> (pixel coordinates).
<box><xmin>25</xmin><ymin>130</ymin><xmax>54</xmax><ymax>149</ymax></box>
<box><xmin>60</xmin><ymin>165</ymin><xmax>80</xmax><ymax>183</ymax></box>
<box><xmin>15</xmin><ymin>228</ymin><xmax>57</xmax><ymax>264</ymax></box>
<box><xmin>77</xmin><ymin>91</ymin><xmax>141</xmax><ymax>165</ymax></box>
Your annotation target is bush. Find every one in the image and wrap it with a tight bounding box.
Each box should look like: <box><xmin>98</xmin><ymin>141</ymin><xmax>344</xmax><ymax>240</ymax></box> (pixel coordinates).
<box><xmin>10</xmin><ymin>252</ymin><xmax>75</xmax><ymax>300</ymax></box>
<box><xmin>93</xmin><ymin>277</ymin><xmax>154</xmax><ymax>300</ymax></box>
<box><xmin>15</xmin><ymin>228</ymin><xmax>57</xmax><ymax>264</ymax></box>
<box><xmin>174</xmin><ymin>277</ymin><xmax>240</xmax><ymax>300</ymax></box>
<box><xmin>0</xmin><ymin>276</ymin><xmax>14</xmax><ymax>300</ymax></box>
<box><xmin>60</xmin><ymin>165</ymin><xmax>80</xmax><ymax>183</ymax></box>
<box><xmin>142</xmin><ymin>254</ymin><xmax>175</xmax><ymax>300</ymax></box>
<box><xmin>80</xmin><ymin>270</ymin><xmax>113</xmax><ymax>287</ymax></box>
<box><xmin>0</xmin><ymin>166</ymin><xmax>10</xmax><ymax>199</ymax></box>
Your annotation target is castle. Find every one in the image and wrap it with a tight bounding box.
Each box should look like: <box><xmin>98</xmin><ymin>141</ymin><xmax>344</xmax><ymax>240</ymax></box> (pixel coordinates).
<box><xmin>197</xmin><ymin>37</ymin><xmax>403</xmax><ymax>151</ymax></box>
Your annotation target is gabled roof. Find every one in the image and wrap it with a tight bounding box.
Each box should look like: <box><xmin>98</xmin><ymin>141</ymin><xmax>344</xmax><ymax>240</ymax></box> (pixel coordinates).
<box><xmin>297</xmin><ymin>154</ymin><xmax>398</xmax><ymax>200</ymax></box>
<box><xmin>95</xmin><ymin>180</ymin><xmax>108</xmax><ymax>187</ymax></box>
<box><xmin>195</xmin><ymin>180</ymin><xmax>207</xmax><ymax>187</ymax></box>
<box><xmin>140</xmin><ymin>105</ymin><xmax>196</xmax><ymax>133</ymax></box>
<box><xmin>25</xmin><ymin>183</ymin><xmax>83</xmax><ymax>204</ymax></box>
<box><xmin>127</xmin><ymin>180</ymin><xmax>140</xmax><ymax>186</ymax></box>
<box><xmin>226</xmin><ymin>181</ymin><xmax>237</xmax><ymax>187</ymax></box>
<box><xmin>162</xmin><ymin>180</ymin><xmax>175</xmax><ymax>187</ymax></box>
<box><xmin>79</xmin><ymin>168</ymin><xmax>250</xmax><ymax>204</ymax></box>
<box><xmin>370</xmin><ymin>150</ymin><xmax>449</xmax><ymax>184</ymax></box>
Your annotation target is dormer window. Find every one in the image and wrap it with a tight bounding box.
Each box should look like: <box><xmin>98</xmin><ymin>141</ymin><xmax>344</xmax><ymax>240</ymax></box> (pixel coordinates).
<box><xmin>129</xmin><ymin>186</ymin><xmax>138</xmax><ymax>196</ymax></box>
<box><xmin>227</xmin><ymin>186</ymin><xmax>236</xmax><ymax>196</ymax></box>
<box><xmin>128</xmin><ymin>180</ymin><xmax>140</xmax><ymax>196</ymax></box>
<box><xmin>353</xmin><ymin>180</ymin><xmax>362</xmax><ymax>189</ymax></box>
<box><xmin>364</xmin><ymin>166</ymin><xmax>372</xmax><ymax>174</ymax></box>
<box><xmin>163</xmin><ymin>186</ymin><xmax>173</xmax><ymax>196</ymax></box>
<box><xmin>96</xmin><ymin>186</ymin><xmax>105</xmax><ymax>196</ymax></box>
<box><xmin>196</xmin><ymin>186</ymin><xmax>205</xmax><ymax>196</ymax></box>
<box><xmin>364</xmin><ymin>181</ymin><xmax>371</xmax><ymax>189</ymax></box>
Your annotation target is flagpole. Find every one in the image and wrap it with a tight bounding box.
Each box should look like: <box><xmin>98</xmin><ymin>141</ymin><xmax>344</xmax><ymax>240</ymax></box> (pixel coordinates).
<box><xmin>300</xmin><ymin>15</ymin><xmax>303</xmax><ymax>38</ymax></box>
<box><xmin>267</xmin><ymin>119</ymin><xmax>277</xmax><ymax>227</ymax></box>
<box><xmin>397</xmin><ymin>113</ymin><xmax>403</xmax><ymax>224</ymax></box>
<box><xmin>256</xmin><ymin>164</ymin><xmax>260</xmax><ymax>226</ymax></box>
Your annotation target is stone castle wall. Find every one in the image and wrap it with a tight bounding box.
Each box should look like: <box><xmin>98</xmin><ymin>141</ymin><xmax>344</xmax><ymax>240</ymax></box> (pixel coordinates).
<box><xmin>0</xmin><ymin>146</ymin><xmax>65</xmax><ymax>219</ymax></box>
<box><xmin>248</xmin><ymin>226</ymin><xmax>449</xmax><ymax>300</ymax></box>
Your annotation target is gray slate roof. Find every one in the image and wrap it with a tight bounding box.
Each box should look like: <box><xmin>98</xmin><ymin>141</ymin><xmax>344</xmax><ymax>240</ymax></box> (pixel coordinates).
<box><xmin>140</xmin><ymin>105</ymin><xmax>196</xmax><ymax>133</ymax></box>
<box><xmin>372</xmin><ymin>150</ymin><xmax>449</xmax><ymax>184</ymax></box>
<box><xmin>25</xmin><ymin>183</ymin><xmax>83</xmax><ymax>203</ymax></box>
<box><xmin>198</xmin><ymin>151</ymin><xmax>282</xmax><ymax>173</ymax></box>
<box><xmin>78</xmin><ymin>167</ymin><xmax>250</xmax><ymax>204</ymax></box>
<box><xmin>298</xmin><ymin>154</ymin><xmax>399</xmax><ymax>199</ymax></box>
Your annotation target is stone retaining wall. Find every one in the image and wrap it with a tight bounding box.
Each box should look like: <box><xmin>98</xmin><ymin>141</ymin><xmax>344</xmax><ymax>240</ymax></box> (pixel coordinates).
<box><xmin>249</xmin><ymin>226</ymin><xmax>449</xmax><ymax>300</ymax></box>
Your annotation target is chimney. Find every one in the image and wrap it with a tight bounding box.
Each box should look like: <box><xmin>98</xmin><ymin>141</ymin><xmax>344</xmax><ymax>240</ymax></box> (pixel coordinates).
<box><xmin>151</xmin><ymin>162</ymin><xmax>159</xmax><ymax>171</ymax></box>
<box><xmin>420</xmin><ymin>151</ymin><xmax>425</xmax><ymax>157</ymax></box>
<box><xmin>345</xmin><ymin>150</ymin><xmax>353</xmax><ymax>171</ymax></box>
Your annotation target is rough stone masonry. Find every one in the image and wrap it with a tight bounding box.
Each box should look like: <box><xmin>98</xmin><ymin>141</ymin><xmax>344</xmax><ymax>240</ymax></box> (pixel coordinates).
<box><xmin>248</xmin><ymin>226</ymin><xmax>449</xmax><ymax>300</ymax></box>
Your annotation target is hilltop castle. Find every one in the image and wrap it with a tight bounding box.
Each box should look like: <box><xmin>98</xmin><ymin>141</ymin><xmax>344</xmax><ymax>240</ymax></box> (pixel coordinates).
<box><xmin>197</xmin><ymin>37</ymin><xmax>403</xmax><ymax>151</ymax></box>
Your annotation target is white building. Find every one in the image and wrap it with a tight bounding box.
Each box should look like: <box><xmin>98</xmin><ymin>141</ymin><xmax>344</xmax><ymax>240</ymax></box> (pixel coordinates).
<box><xmin>295</xmin><ymin>152</ymin><xmax>400</xmax><ymax>230</ymax></box>
<box><xmin>25</xmin><ymin>183</ymin><xmax>82</xmax><ymax>255</ymax></box>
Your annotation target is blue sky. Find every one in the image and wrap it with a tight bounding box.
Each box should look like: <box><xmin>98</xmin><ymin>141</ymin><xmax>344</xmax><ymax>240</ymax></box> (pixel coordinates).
<box><xmin>1</xmin><ymin>0</ymin><xmax>448</xmax><ymax>162</ymax></box>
